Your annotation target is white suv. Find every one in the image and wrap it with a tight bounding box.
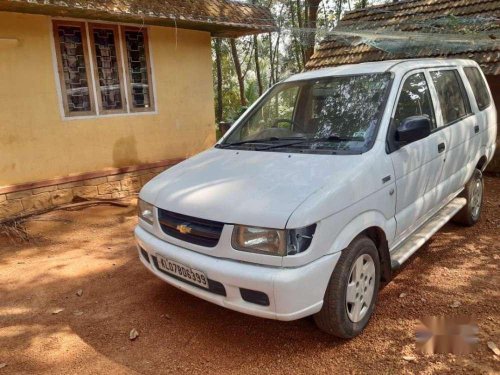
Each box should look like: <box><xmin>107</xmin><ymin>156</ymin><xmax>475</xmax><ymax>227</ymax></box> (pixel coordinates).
<box><xmin>135</xmin><ymin>59</ymin><xmax>496</xmax><ymax>338</ymax></box>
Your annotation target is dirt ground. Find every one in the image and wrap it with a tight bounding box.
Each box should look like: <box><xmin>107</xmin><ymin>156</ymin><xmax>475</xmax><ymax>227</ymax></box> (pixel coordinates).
<box><xmin>0</xmin><ymin>177</ymin><xmax>499</xmax><ymax>374</ymax></box>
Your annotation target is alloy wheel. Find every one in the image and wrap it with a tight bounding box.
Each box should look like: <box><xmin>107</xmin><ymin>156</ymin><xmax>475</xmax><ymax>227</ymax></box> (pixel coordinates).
<box><xmin>345</xmin><ymin>253</ymin><xmax>376</xmax><ymax>323</ymax></box>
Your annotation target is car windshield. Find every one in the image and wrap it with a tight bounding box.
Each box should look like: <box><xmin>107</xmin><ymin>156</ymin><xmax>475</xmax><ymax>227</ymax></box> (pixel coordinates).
<box><xmin>220</xmin><ymin>73</ymin><xmax>392</xmax><ymax>154</ymax></box>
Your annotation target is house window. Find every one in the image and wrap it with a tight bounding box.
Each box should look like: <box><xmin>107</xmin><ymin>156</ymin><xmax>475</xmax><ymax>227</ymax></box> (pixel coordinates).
<box><xmin>53</xmin><ymin>22</ymin><xmax>95</xmax><ymax>116</ymax></box>
<box><xmin>52</xmin><ymin>21</ymin><xmax>155</xmax><ymax>117</ymax></box>
<box><xmin>123</xmin><ymin>28</ymin><xmax>154</xmax><ymax>111</ymax></box>
<box><xmin>89</xmin><ymin>24</ymin><xmax>125</xmax><ymax>113</ymax></box>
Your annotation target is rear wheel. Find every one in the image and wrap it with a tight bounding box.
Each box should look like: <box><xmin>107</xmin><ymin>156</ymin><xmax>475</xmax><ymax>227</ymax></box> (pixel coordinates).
<box><xmin>453</xmin><ymin>169</ymin><xmax>484</xmax><ymax>226</ymax></box>
<box><xmin>314</xmin><ymin>236</ymin><xmax>380</xmax><ymax>338</ymax></box>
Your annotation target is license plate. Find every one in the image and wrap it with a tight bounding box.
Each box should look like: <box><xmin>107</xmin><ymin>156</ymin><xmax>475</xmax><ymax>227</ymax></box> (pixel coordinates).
<box><xmin>156</xmin><ymin>255</ymin><xmax>209</xmax><ymax>289</ymax></box>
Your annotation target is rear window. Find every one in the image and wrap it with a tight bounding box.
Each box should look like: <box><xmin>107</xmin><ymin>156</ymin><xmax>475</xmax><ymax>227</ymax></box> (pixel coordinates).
<box><xmin>430</xmin><ymin>70</ymin><xmax>471</xmax><ymax>126</ymax></box>
<box><xmin>464</xmin><ymin>67</ymin><xmax>491</xmax><ymax>111</ymax></box>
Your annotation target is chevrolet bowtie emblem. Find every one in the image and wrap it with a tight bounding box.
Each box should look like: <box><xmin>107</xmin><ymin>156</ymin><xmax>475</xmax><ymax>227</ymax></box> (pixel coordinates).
<box><xmin>176</xmin><ymin>224</ymin><xmax>192</xmax><ymax>234</ymax></box>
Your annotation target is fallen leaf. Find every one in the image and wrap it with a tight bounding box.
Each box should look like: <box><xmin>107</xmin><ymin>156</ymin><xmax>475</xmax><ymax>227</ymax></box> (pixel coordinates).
<box><xmin>487</xmin><ymin>341</ymin><xmax>500</xmax><ymax>356</ymax></box>
<box><xmin>403</xmin><ymin>355</ymin><xmax>416</xmax><ymax>362</ymax></box>
<box><xmin>129</xmin><ymin>328</ymin><xmax>139</xmax><ymax>341</ymax></box>
<box><xmin>76</xmin><ymin>289</ymin><xmax>83</xmax><ymax>297</ymax></box>
<box><xmin>0</xmin><ymin>363</ymin><xmax>6</xmax><ymax>369</ymax></box>
<box><xmin>52</xmin><ymin>308</ymin><xmax>64</xmax><ymax>315</ymax></box>
<box><xmin>73</xmin><ymin>310</ymin><xmax>84</xmax><ymax>316</ymax></box>
<box><xmin>450</xmin><ymin>301</ymin><xmax>461</xmax><ymax>308</ymax></box>
<box><xmin>399</xmin><ymin>293</ymin><xmax>407</xmax><ymax>298</ymax></box>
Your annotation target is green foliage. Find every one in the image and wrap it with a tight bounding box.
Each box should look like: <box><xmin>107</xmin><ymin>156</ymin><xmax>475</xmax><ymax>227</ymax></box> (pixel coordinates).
<box><xmin>212</xmin><ymin>0</ymin><xmax>383</xmax><ymax>125</ymax></box>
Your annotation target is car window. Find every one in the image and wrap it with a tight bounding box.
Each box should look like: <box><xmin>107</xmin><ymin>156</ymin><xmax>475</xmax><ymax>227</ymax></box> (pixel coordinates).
<box><xmin>464</xmin><ymin>67</ymin><xmax>491</xmax><ymax>111</ymax></box>
<box><xmin>304</xmin><ymin>74</ymin><xmax>390</xmax><ymax>140</ymax></box>
<box><xmin>241</xmin><ymin>86</ymin><xmax>299</xmax><ymax>138</ymax></box>
<box><xmin>223</xmin><ymin>73</ymin><xmax>392</xmax><ymax>154</ymax></box>
<box><xmin>430</xmin><ymin>70</ymin><xmax>471</xmax><ymax>126</ymax></box>
<box><xmin>394</xmin><ymin>73</ymin><xmax>435</xmax><ymax>130</ymax></box>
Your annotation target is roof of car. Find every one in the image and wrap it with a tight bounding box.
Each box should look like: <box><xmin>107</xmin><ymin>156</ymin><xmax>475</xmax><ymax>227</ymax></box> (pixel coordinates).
<box><xmin>284</xmin><ymin>58</ymin><xmax>478</xmax><ymax>82</ymax></box>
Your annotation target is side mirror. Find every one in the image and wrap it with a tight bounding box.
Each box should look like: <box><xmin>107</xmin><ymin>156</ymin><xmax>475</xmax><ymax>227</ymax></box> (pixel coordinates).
<box><xmin>396</xmin><ymin>115</ymin><xmax>432</xmax><ymax>144</ymax></box>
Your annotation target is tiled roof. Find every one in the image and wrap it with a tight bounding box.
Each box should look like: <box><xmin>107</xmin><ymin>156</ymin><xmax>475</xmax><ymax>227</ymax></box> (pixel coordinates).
<box><xmin>306</xmin><ymin>0</ymin><xmax>500</xmax><ymax>75</ymax></box>
<box><xmin>0</xmin><ymin>0</ymin><xmax>276</xmax><ymax>37</ymax></box>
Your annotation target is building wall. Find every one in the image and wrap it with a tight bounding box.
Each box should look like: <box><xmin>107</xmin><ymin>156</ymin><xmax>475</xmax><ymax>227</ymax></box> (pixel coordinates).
<box><xmin>0</xmin><ymin>12</ymin><xmax>216</xmax><ymax>187</ymax></box>
<box><xmin>485</xmin><ymin>75</ymin><xmax>500</xmax><ymax>173</ymax></box>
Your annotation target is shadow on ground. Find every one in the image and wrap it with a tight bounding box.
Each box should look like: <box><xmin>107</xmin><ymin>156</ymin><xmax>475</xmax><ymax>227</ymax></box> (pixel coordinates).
<box><xmin>0</xmin><ymin>178</ymin><xmax>499</xmax><ymax>374</ymax></box>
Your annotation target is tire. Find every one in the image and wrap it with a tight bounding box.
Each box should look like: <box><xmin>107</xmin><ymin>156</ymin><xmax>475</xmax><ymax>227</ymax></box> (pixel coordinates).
<box><xmin>314</xmin><ymin>236</ymin><xmax>380</xmax><ymax>338</ymax></box>
<box><xmin>453</xmin><ymin>169</ymin><xmax>484</xmax><ymax>227</ymax></box>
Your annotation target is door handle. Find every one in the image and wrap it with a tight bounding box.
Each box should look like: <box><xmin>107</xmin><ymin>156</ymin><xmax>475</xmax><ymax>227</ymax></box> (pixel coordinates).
<box><xmin>474</xmin><ymin>125</ymin><xmax>480</xmax><ymax>134</ymax></box>
<box><xmin>438</xmin><ymin>142</ymin><xmax>446</xmax><ymax>153</ymax></box>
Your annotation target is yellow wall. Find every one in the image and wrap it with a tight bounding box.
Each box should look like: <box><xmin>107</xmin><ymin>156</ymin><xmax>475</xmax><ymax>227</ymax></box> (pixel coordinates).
<box><xmin>0</xmin><ymin>12</ymin><xmax>216</xmax><ymax>186</ymax></box>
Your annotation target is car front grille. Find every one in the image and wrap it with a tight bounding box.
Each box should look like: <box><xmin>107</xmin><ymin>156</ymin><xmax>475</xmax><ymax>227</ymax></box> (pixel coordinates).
<box><xmin>157</xmin><ymin>208</ymin><xmax>224</xmax><ymax>247</ymax></box>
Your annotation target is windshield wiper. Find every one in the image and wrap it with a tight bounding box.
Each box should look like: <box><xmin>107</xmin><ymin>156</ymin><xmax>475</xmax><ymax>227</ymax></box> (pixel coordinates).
<box><xmin>306</xmin><ymin>135</ymin><xmax>365</xmax><ymax>143</ymax></box>
<box><xmin>217</xmin><ymin>136</ymin><xmax>306</xmax><ymax>149</ymax></box>
<box><xmin>256</xmin><ymin>135</ymin><xmax>364</xmax><ymax>151</ymax></box>
<box><xmin>256</xmin><ymin>139</ymin><xmax>307</xmax><ymax>151</ymax></box>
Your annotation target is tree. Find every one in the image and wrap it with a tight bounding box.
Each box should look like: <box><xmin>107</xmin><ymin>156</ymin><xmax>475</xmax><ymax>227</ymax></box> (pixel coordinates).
<box><xmin>212</xmin><ymin>0</ymin><xmax>382</xmax><ymax>127</ymax></box>
<box><xmin>304</xmin><ymin>0</ymin><xmax>322</xmax><ymax>62</ymax></box>
<box><xmin>214</xmin><ymin>38</ymin><xmax>223</xmax><ymax>123</ymax></box>
<box><xmin>230</xmin><ymin>38</ymin><xmax>247</xmax><ymax>107</ymax></box>
<box><xmin>252</xmin><ymin>0</ymin><xmax>264</xmax><ymax>96</ymax></box>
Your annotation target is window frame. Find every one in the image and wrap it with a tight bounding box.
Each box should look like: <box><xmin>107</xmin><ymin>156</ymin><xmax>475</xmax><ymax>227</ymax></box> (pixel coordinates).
<box><xmin>51</xmin><ymin>19</ymin><xmax>156</xmax><ymax>119</ymax></box>
<box><xmin>121</xmin><ymin>26</ymin><xmax>155</xmax><ymax>113</ymax></box>
<box><xmin>221</xmin><ymin>72</ymin><xmax>394</xmax><ymax>155</ymax></box>
<box><xmin>392</xmin><ymin>71</ymin><xmax>437</xmax><ymax>131</ymax></box>
<box><xmin>52</xmin><ymin>20</ymin><xmax>96</xmax><ymax>117</ymax></box>
<box><xmin>88</xmin><ymin>23</ymin><xmax>128</xmax><ymax>115</ymax></box>
<box><xmin>428</xmin><ymin>68</ymin><xmax>473</xmax><ymax>128</ymax></box>
<box><xmin>386</xmin><ymin>69</ymin><xmax>437</xmax><ymax>153</ymax></box>
<box><xmin>463</xmin><ymin>66</ymin><xmax>492</xmax><ymax>112</ymax></box>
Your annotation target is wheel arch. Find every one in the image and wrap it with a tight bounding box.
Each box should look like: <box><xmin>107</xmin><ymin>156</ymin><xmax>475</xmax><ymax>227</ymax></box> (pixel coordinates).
<box><xmin>358</xmin><ymin>227</ymin><xmax>392</xmax><ymax>284</ymax></box>
<box><xmin>328</xmin><ymin>211</ymin><xmax>394</xmax><ymax>284</ymax></box>
<box><xmin>476</xmin><ymin>155</ymin><xmax>488</xmax><ymax>172</ymax></box>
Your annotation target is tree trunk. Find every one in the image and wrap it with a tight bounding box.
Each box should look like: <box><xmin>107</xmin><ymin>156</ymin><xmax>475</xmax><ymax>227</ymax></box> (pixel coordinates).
<box><xmin>289</xmin><ymin>0</ymin><xmax>303</xmax><ymax>71</ymax></box>
<box><xmin>268</xmin><ymin>33</ymin><xmax>275</xmax><ymax>86</ymax></box>
<box><xmin>252</xmin><ymin>0</ymin><xmax>263</xmax><ymax>96</ymax></box>
<box><xmin>230</xmin><ymin>38</ymin><xmax>247</xmax><ymax>107</ymax></box>
<box><xmin>304</xmin><ymin>0</ymin><xmax>321</xmax><ymax>63</ymax></box>
<box><xmin>253</xmin><ymin>35</ymin><xmax>263</xmax><ymax>96</ymax></box>
<box><xmin>335</xmin><ymin>0</ymin><xmax>343</xmax><ymax>25</ymax></box>
<box><xmin>214</xmin><ymin>38</ymin><xmax>223</xmax><ymax>123</ymax></box>
<box><xmin>295</xmin><ymin>0</ymin><xmax>306</xmax><ymax>66</ymax></box>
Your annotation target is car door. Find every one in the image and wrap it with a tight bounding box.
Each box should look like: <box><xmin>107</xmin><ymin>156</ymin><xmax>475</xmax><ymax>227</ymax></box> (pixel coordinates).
<box><xmin>389</xmin><ymin>71</ymin><xmax>447</xmax><ymax>240</ymax></box>
<box><xmin>428</xmin><ymin>68</ymin><xmax>476</xmax><ymax>199</ymax></box>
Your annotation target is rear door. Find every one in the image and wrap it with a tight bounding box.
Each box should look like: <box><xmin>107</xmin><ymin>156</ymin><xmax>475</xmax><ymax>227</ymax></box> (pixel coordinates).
<box><xmin>428</xmin><ymin>68</ymin><xmax>476</xmax><ymax>199</ymax></box>
<box><xmin>389</xmin><ymin>71</ymin><xmax>447</xmax><ymax>239</ymax></box>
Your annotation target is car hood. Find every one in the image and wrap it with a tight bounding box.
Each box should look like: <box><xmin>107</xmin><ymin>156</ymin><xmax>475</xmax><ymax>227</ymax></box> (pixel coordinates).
<box><xmin>140</xmin><ymin>148</ymin><xmax>364</xmax><ymax>229</ymax></box>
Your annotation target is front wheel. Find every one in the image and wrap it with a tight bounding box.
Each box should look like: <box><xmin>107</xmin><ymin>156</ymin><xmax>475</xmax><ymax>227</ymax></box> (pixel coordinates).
<box><xmin>453</xmin><ymin>169</ymin><xmax>484</xmax><ymax>226</ymax></box>
<box><xmin>314</xmin><ymin>236</ymin><xmax>380</xmax><ymax>338</ymax></box>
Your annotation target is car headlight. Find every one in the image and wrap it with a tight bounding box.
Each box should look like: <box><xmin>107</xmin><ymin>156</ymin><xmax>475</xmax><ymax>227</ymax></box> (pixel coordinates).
<box><xmin>232</xmin><ymin>224</ymin><xmax>316</xmax><ymax>256</ymax></box>
<box><xmin>138</xmin><ymin>198</ymin><xmax>154</xmax><ymax>225</ymax></box>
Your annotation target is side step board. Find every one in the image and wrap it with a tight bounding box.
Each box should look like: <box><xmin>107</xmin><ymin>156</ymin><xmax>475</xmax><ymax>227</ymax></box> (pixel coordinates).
<box><xmin>390</xmin><ymin>197</ymin><xmax>467</xmax><ymax>269</ymax></box>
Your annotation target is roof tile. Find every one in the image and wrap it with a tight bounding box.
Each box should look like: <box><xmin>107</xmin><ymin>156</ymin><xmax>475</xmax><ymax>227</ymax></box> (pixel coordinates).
<box><xmin>306</xmin><ymin>0</ymin><xmax>500</xmax><ymax>74</ymax></box>
<box><xmin>0</xmin><ymin>0</ymin><xmax>276</xmax><ymax>36</ymax></box>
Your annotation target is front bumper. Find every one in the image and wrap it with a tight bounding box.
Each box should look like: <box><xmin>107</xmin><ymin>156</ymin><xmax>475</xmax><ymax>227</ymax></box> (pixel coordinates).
<box><xmin>135</xmin><ymin>226</ymin><xmax>341</xmax><ymax>321</ymax></box>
